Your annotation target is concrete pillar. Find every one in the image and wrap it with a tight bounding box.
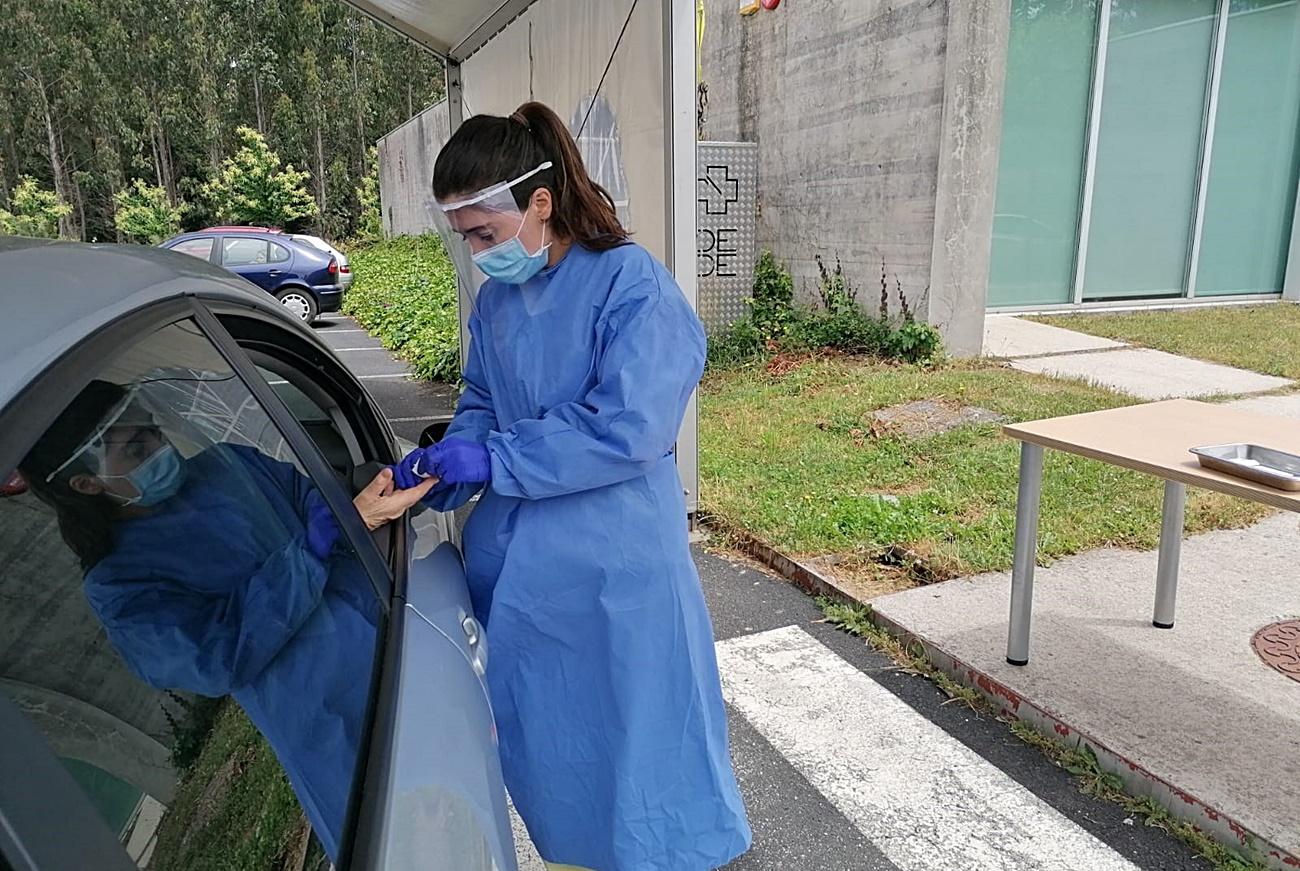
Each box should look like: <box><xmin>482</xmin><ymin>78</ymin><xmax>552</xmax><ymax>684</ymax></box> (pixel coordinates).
<box><xmin>926</xmin><ymin>0</ymin><xmax>1010</xmax><ymax>357</ymax></box>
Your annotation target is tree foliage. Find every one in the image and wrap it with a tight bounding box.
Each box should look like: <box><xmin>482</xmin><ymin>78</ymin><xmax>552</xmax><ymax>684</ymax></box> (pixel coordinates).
<box><xmin>0</xmin><ymin>0</ymin><xmax>442</xmax><ymax>242</ymax></box>
<box><xmin>201</xmin><ymin>127</ymin><xmax>318</xmax><ymax>228</ymax></box>
<box><xmin>355</xmin><ymin>146</ymin><xmax>382</xmax><ymax>242</ymax></box>
<box><xmin>113</xmin><ymin>179</ymin><xmax>183</xmax><ymax>243</ymax></box>
<box><xmin>0</xmin><ymin>176</ymin><xmax>71</xmax><ymax>238</ymax></box>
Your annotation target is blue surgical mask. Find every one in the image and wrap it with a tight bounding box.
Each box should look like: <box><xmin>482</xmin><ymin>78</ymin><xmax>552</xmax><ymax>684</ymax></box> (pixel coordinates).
<box><xmin>105</xmin><ymin>444</ymin><xmax>186</xmax><ymax>507</ymax></box>
<box><xmin>472</xmin><ymin>210</ymin><xmax>550</xmax><ymax>285</ymax></box>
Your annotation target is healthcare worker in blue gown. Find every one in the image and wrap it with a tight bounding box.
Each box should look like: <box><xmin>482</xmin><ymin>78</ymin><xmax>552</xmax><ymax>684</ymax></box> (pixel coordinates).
<box><xmin>393</xmin><ymin>101</ymin><xmax>752</xmax><ymax>871</ymax></box>
<box><xmin>20</xmin><ymin>379</ymin><xmax>433</xmax><ymax>862</ymax></box>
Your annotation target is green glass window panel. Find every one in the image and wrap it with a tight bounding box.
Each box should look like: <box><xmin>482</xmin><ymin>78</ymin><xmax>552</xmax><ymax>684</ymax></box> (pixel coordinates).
<box><xmin>62</xmin><ymin>757</ymin><xmax>142</xmax><ymax>836</ymax></box>
<box><xmin>1083</xmin><ymin>1</ymin><xmax>1218</xmax><ymax>300</ymax></box>
<box><xmin>988</xmin><ymin>1</ymin><xmax>1099</xmax><ymax>307</ymax></box>
<box><xmin>1196</xmin><ymin>0</ymin><xmax>1300</xmax><ymax>297</ymax></box>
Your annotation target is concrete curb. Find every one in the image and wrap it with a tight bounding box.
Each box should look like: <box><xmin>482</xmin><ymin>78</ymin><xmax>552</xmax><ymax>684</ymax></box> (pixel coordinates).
<box><xmin>702</xmin><ymin>518</ymin><xmax>1299</xmax><ymax>871</ymax></box>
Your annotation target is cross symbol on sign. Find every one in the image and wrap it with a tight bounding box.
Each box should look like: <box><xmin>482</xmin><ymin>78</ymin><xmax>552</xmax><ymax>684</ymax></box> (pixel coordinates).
<box><xmin>698</xmin><ymin>164</ymin><xmax>739</xmax><ymax>216</ymax></box>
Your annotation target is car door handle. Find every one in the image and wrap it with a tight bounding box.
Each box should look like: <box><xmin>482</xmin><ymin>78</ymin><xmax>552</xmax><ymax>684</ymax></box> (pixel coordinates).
<box><xmin>268</xmin><ymin>269</ymin><xmax>283</xmax><ymax>275</ymax></box>
<box><xmin>461</xmin><ymin>613</ymin><xmax>488</xmax><ymax>677</ymax></box>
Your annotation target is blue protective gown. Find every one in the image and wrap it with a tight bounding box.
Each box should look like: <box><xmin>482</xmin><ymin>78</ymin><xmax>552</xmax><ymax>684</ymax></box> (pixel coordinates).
<box><xmin>426</xmin><ymin>243</ymin><xmax>752</xmax><ymax>870</ymax></box>
<box><xmin>82</xmin><ymin>444</ymin><xmax>378</xmax><ymax>861</ymax></box>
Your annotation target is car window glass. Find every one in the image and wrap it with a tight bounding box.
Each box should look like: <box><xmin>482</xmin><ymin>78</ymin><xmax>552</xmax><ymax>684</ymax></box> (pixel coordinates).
<box><xmin>222</xmin><ymin>238</ymin><xmax>268</xmax><ymax>267</ymax></box>
<box><xmin>268</xmin><ymin>242</ymin><xmax>291</xmax><ymax>264</ymax></box>
<box><xmin>171</xmin><ymin>238</ymin><xmax>213</xmax><ymax>261</ymax></box>
<box><xmin>0</xmin><ymin>319</ymin><xmax>381</xmax><ymax>868</ymax></box>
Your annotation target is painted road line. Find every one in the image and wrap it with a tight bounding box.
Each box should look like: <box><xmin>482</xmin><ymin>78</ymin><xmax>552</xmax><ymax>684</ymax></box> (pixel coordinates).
<box><xmin>386</xmin><ymin>416</ymin><xmax>452</xmax><ymax>423</ymax></box>
<box><xmin>357</xmin><ymin>373</ymin><xmax>412</xmax><ymax>380</ymax></box>
<box><xmin>715</xmin><ymin>626</ymin><xmax>1140</xmax><ymax>871</ymax></box>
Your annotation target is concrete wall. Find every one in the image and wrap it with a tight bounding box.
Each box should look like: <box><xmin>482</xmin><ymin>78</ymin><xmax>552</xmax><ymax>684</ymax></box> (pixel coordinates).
<box><xmin>698</xmin><ymin>0</ymin><xmax>1008</xmax><ymax>355</ymax></box>
<box><xmin>378</xmin><ymin>99</ymin><xmax>451</xmax><ymax>238</ymax></box>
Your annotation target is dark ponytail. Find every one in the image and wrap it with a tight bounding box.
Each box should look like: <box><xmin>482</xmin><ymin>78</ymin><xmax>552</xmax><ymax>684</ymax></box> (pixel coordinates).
<box><xmin>432</xmin><ymin>101</ymin><xmax>630</xmax><ymax>252</ymax></box>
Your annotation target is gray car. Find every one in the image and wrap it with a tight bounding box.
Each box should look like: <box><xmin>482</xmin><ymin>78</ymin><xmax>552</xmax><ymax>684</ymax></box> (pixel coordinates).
<box><xmin>0</xmin><ymin>238</ymin><xmax>515</xmax><ymax>870</ymax></box>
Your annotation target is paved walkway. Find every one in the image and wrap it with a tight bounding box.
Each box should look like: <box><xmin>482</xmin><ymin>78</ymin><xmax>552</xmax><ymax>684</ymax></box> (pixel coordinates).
<box><xmin>984</xmin><ymin>315</ymin><xmax>1293</xmax><ymax>400</ymax></box>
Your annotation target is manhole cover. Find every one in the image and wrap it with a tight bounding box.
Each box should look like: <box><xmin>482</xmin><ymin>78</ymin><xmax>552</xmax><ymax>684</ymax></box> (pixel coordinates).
<box><xmin>1252</xmin><ymin>620</ymin><xmax>1300</xmax><ymax>683</ymax></box>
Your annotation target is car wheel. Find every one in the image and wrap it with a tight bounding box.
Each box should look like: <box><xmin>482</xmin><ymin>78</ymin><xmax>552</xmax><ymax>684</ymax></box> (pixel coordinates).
<box><xmin>276</xmin><ymin>288</ymin><xmax>318</xmax><ymax>323</ymax></box>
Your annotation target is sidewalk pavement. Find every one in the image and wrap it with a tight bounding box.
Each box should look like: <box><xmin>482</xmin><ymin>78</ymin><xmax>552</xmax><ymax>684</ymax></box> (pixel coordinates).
<box><xmin>983</xmin><ymin>315</ymin><xmax>1292</xmax><ymax>400</ymax></box>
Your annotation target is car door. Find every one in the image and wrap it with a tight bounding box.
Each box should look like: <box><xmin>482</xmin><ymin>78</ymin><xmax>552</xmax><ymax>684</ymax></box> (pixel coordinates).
<box><xmin>209</xmin><ymin>305</ymin><xmax>516</xmax><ymax>870</ymax></box>
<box><xmin>0</xmin><ymin>301</ymin><xmax>512</xmax><ymax>870</ymax></box>
<box><xmin>219</xmin><ymin>236</ymin><xmax>276</xmax><ymax>291</ymax></box>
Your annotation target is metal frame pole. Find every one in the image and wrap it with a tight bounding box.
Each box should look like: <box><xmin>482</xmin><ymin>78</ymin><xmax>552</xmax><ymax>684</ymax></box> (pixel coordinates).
<box><xmin>445</xmin><ymin>61</ymin><xmax>474</xmax><ymax>373</ymax></box>
<box><xmin>665</xmin><ymin>0</ymin><xmax>701</xmax><ymax>518</ymax></box>
<box><xmin>1007</xmin><ymin>442</ymin><xmax>1044</xmax><ymax>666</ymax></box>
<box><xmin>1072</xmin><ymin>0</ymin><xmax>1112</xmax><ymax>304</ymax></box>
<box><xmin>1186</xmin><ymin>0</ymin><xmax>1231</xmax><ymax>300</ymax></box>
<box><xmin>1153</xmin><ymin>480</ymin><xmax>1187</xmax><ymax>629</ymax></box>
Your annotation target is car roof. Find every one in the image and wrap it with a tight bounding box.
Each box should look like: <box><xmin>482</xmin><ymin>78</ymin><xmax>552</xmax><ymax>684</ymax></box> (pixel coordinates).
<box><xmin>0</xmin><ymin>238</ymin><xmax>299</xmax><ymax>412</ymax></box>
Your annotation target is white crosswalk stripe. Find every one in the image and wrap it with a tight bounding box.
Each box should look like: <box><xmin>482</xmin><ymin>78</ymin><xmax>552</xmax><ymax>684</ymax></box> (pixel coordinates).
<box><xmin>715</xmin><ymin>625</ymin><xmax>1139</xmax><ymax>871</ymax></box>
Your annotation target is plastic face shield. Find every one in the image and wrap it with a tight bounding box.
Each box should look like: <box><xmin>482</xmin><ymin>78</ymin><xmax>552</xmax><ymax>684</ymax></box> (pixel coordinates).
<box><xmin>45</xmin><ymin>387</ymin><xmax>170</xmax><ymax>483</ymax></box>
<box><xmin>427</xmin><ymin>161</ymin><xmax>552</xmax><ymax>291</ymax></box>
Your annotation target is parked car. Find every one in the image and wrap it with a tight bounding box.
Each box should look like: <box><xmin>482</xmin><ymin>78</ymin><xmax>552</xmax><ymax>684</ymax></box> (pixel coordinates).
<box><xmin>159</xmin><ymin>227</ymin><xmax>342</xmax><ymax>323</ymax></box>
<box><xmin>290</xmin><ymin>233</ymin><xmax>354</xmax><ymax>292</ymax></box>
<box><xmin>0</xmin><ymin>238</ymin><xmax>514</xmax><ymax>870</ymax></box>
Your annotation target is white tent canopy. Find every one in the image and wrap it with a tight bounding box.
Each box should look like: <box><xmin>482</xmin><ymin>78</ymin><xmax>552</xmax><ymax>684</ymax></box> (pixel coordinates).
<box><xmin>343</xmin><ymin>0</ymin><xmax>702</xmax><ymax>514</ymax></box>
<box><xmin>342</xmin><ymin>0</ymin><xmax>538</xmax><ymax>62</ymax></box>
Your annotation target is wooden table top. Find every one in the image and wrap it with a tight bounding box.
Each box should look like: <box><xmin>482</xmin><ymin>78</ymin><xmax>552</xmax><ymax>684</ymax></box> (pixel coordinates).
<box><xmin>1003</xmin><ymin>399</ymin><xmax>1300</xmax><ymax>513</ymax></box>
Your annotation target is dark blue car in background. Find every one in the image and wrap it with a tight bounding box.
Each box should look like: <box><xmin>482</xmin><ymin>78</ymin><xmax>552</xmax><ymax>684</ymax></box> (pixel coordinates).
<box><xmin>161</xmin><ymin>227</ymin><xmax>342</xmax><ymax>323</ymax></box>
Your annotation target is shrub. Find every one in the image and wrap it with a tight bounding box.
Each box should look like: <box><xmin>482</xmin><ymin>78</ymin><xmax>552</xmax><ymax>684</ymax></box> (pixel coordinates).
<box><xmin>354</xmin><ymin>147</ymin><xmax>382</xmax><ymax>243</ymax></box>
<box><xmin>114</xmin><ymin>179</ymin><xmax>183</xmax><ymax>244</ymax></box>
<box><xmin>706</xmin><ymin>251</ymin><xmax>944</xmax><ymax>369</ymax></box>
<box><xmin>0</xmin><ymin>176</ymin><xmax>71</xmax><ymax>238</ymax></box>
<box><xmin>201</xmin><ymin>127</ymin><xmax>318</xmax><ymax>229</ymax></box>
<box><xmin>343</xmin><ymin>234</ymin><xmax>461</xmax><ymax>382</ymax></box>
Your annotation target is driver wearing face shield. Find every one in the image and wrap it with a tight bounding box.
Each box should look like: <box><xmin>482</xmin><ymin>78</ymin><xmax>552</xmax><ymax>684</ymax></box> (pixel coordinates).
<box><xmin>19</xmin><ymin>379</ymin><xmax>433</xmax><ymax>862</ymax></box>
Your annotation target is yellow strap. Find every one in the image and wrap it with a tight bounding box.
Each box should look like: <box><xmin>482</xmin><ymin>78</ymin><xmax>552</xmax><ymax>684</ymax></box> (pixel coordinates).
<box><xmin>696</xmin><ymin>0</ymin><xmax>706</xmax><ymax>82</ymax></box>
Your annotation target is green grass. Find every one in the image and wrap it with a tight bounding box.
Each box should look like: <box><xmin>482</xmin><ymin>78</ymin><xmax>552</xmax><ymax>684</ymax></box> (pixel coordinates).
<box><xmin>343</xmin><ymin>234</ymin><xmax>460</xmax><ymax>382</ymax></box>
<box><xmin>700</xmin><ymin>356</ymin><xmax>1269</xmax><ymax>583</ymax></box>
<box><xmin>1034</xmin><ymin>303</ymin><xmax>1300</xmax><ymax>379</ymax></box>
<box><xmin>150</xmin><ymin>702</ymin><xmax>322</xmax><ymax>871</ymax></box>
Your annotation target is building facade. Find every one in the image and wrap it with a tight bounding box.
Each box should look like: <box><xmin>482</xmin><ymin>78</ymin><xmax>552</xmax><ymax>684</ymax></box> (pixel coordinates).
<box><xmin>697</xmin><ymin>0</ymin><xmax>1300</xmax><ymax>354</ymax></box>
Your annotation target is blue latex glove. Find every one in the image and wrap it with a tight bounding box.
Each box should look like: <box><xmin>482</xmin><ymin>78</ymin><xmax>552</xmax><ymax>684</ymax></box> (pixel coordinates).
<box><xmin>427</xmin><ymin>438</ymin><xmax>492</xmax><ymax>485</ymax></box>
<box><xmin>304</xmin><ymin>490</ymin><xmax>340</xmax><ymax>562</ymax></box>
<box><xmin>393</xmin><ymin>446</ymin><xmax>435</xmax><ymax>491</ymax></box>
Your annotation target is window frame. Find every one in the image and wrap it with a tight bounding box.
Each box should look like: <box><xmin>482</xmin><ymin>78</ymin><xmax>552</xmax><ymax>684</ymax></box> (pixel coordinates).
<box><xmin>268</xmin><ymin>241</ymin><xmax>292</xmax><ymax>264</ymax></box>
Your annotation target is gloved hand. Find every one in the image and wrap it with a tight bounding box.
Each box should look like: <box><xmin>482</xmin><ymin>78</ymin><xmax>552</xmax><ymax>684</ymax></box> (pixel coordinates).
<box><xmin>427</xmin><ymin>438</ymin><xmax>492</xmax><ymax>485</ymax></box>
<box><xmin>393</xmin><ymin>446</ymin><xmax>436</xmax><ymax>491</ymax></box>
<box><xmin>304</xmin><ymin>490</ymin><xmax>341</xmax><ymax>562</ymax></box>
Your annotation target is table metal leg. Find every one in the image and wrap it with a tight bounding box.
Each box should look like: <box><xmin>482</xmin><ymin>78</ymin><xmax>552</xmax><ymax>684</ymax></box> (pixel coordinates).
<box><xmin>1007</xmin><ymin>442</ymin><xmax>1044</xmax><ymax>666</ymax></box>
<box><xmin>1153</xmin><ymin>480</ymin><xmax>1186</xmax><ymax>629</ymax></box>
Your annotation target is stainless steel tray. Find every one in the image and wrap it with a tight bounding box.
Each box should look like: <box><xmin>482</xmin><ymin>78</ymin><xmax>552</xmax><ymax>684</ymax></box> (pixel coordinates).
<box><xmin>1190</xmin><ymin>443</ymin><xmax>1300</xmax><ymax>491</ymax></box>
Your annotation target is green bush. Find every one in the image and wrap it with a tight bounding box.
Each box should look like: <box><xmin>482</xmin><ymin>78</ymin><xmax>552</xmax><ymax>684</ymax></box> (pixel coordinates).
<box><xmin>114</xmin><ymin>179</ymin><xmax>183</xmax><ymax>244</ymax></box>
<box><xmin>201</xmin><ymin>127</ymin><xmax>318</xmax><ymax>229</ymax></box>
<box><xmin>343</xmin><ymin>234</ymin><xmax>461</xmax><ymax>382</ymax></box>
<box><xmin>706</xmin><ymin>251</ymin><xmax>943</xmax><ymax>369</ymax></box>
<box><xmin>0</xmin><ymin>176</ymin><xmax>71</xmax><ymax>238</ymax></box>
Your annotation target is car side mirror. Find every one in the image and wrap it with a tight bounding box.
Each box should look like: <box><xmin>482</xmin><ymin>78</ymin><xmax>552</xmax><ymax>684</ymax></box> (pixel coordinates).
<box><xmin>419</xmin><ymin>417</ymin><xmax>454</xmax><ymax>448</ymax></box>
